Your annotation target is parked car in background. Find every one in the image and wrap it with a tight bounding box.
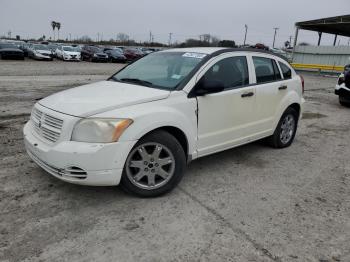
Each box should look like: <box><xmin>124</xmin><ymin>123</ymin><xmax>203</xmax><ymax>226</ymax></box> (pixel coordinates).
<box><xmin>104</xmin><ymin>48</ymin><xmax>127</xmax><ymax>63</ymax></box>
<box><xmin>56</xmin><ymin>45</ymin><xmax>81</xmax><ymax>61</ymax></box>
<box><xmin>141</xmin><ymin>47</ymin><xmax>154</xmax><ymax>55</ymax></box>
<box><xmin>123</xmin><ymin>47</ymin><xmax>144</xmax><ymax>61</ymax></box>
<box><xmin>72</xmin><ymin>44</ymin><xmax>82</xmax><ymax>53</ymax></box>
<box><xmin>24</xmin><ymin>48</ymin><xmax>304</xmax><ymax>197</ymax></box>
<box><xmin>18</xmin><ymin>43</ymin><xmax>31</xmax><ymax>57</ymax></box>
<box><xmin>28</xmin><ymin>44</ymin><xmax>53</xmax><ymax>61</ymax></box>
<box><xmin>335</xmin><ymin>62</ymin><xmax>350</xmax><ymax>107</ymax></box>
<box><xmin>81</xmin><ymin>45</ymin><xmax>108</xmax><ymax>62</ymax></box>
<box><xmin>0</xmin><ymin>42</ymin><xmax>24</xmax><ymax>60</ymax></box>
<box><xmin>47</xmin><ymin>43</ymin><xmax>59</xmax><ymax>56</ymax></box>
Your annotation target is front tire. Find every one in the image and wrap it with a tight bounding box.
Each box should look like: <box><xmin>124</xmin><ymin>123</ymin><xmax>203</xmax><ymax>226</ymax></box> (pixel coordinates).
<box><xmin>121</xmin><ymin>130</ymin><xmax>186</xmax><ymax>197</ymax></box>
<box><xmin>269</xmin><ymin>107</ymin><xmax>298</xmax><ymax>148</ymax></box>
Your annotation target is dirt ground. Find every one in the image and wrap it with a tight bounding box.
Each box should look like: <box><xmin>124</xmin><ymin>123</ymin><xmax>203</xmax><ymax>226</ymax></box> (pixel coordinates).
<box><xmin>0</xmin><ymin>59</ymin><xmax>349</xmax><ymax>262</ymax></box>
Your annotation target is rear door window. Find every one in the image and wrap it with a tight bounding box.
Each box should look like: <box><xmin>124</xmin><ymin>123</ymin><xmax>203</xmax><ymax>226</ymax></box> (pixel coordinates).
<box><xmin>253</xmin><ymin>56</ymin><xmax>282</xmax><ymax>84</ymax></box>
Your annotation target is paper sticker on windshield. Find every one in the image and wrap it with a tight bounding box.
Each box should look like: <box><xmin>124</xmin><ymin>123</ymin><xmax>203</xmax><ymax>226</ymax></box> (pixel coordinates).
<box><xmin>182</xmin><ymin>52</ymin><xmax>206</xmax><ymax>59</ymax></box>
<box><xmin>171</xmin><ymin>74</ymin><xmax>182</xmax><ymax>79</ymax></box>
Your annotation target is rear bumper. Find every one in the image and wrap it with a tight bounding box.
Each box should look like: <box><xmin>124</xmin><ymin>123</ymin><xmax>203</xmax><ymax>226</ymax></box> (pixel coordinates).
<box><xmin>23</xmin><ymin>122</ymin><xmax>137</xmax><ymax>186</ymax></box>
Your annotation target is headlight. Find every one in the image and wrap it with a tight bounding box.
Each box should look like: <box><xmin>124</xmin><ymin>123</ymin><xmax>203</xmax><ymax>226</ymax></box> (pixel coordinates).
<box><xmin>71</xmin><ymin>118</ymin><xmax>133</xmax><ymax>143</ymax></box>
<box><xmin>93</xmin><ymin>54</ymin><xmax>98</xmax><ymax>57</ymax></box>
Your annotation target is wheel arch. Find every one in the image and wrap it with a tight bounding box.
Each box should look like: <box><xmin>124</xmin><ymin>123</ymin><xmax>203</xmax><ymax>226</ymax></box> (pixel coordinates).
<box><xmin>137</xmin><ymin>126</ymin><xmax>190</xmax><ymax>162</ymax></box>
<box><xmin>273</xmin><ymin>98</ymin><xmax>302</xmax><ymax>132</ymax></box>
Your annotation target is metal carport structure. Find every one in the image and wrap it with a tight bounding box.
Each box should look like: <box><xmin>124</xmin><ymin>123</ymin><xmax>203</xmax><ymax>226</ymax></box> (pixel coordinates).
<box><xmin>291</xmin><ymin>15</ymin><xmax>350</xmax><ymax>70</ymax></box>
<box><xmin>293</xmin><ymin>14</ymin><xmax>350</xmax><ymax>48</ymax></box>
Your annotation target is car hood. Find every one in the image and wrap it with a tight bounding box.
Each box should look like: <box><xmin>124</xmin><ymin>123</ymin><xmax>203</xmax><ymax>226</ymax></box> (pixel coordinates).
<box><xmin>39</xmin><ymin>80</ymin><xmax>171</xmax><ymax>117</ymax></box>
<box><xmin>0</xmin><ymin>48</ymin><xmax>23</xmax><ymax>52</ymax></box>
<box><xmin>36</xmin><ymin>50</ymin><xmax>51</xmax><ymax>54</ymax></box>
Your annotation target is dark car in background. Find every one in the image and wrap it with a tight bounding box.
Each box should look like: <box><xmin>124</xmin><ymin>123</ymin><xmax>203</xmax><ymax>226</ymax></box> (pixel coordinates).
<box><xmin>104</xmin><ymin>48</ymin><xmax>127</xmax><ymax>63</ymax></box>
<box><xmin>0</xmin><ymin>43</ymin><xmax>24</xmax><ymax>60</ymax></box>
<box><xmin>335</xmin><ymin>62</ymin><xmax>350</xmax><ymax>107</ymax></box>
<box><xmin>81</xmin><ymin>45</ymin><xmax>108</xmax><ymax>62</ymax></box>
<box><xmin>123</xmin><ymin>47</ymin><xmax>144</xmax><ymax>61</ymax></box>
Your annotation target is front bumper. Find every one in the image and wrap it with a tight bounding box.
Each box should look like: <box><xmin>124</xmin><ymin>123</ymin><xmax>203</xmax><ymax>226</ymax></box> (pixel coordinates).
<box><xmin>23</xmin><ymin>122</ymin><xmax>137</xmax><ymax>186</ymax></box>
<box><xmin>92</xmin><ymin>56</ymin><xmax>108</xmax><ymax>62</ymax></box>
<box><xmin>335</xmin><ymin>84</ymin><xmax>350</xmax><ymax>100</ymax></box>
<box><xmin>34</xmin><ymin>54</ymin><xmax>52</xmax><ymax>60</ymax></box>
<box><xmin>63</xmin><ymin>57</ymin><xmax>81</xmax><ymax>61</ymax></box>
<box><xmin>1</xmin><ymin>52</ymin><xmax>24</xmax><ymax>59</ymax></box>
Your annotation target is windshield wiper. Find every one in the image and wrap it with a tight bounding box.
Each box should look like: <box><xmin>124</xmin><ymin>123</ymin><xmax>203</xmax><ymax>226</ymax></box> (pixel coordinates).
<box><xmin>119</xmin><ymin>78</ymin><xmax>153</xmax><ymax>87</ymax></box>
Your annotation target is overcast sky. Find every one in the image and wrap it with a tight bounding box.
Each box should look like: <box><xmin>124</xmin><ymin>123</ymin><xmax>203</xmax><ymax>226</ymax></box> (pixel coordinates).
<box><xmin>1</xmin><ymin>0</ymin><xmax>349</xmax><ymax>47</ymax></box>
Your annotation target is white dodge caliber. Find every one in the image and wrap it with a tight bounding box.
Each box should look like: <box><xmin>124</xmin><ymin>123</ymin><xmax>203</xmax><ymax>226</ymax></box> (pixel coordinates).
<box><xmin>24</xmin><ymin>48</ymin><xmax>305</xmax><ymax>197</ymax></box>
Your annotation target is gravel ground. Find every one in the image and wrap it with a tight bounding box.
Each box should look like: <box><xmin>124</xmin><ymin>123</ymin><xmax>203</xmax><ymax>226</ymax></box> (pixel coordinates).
<box><xmin>0</xmin><ymin>60</ymin><xmax>349</xmax><ymax>262</ymax></box>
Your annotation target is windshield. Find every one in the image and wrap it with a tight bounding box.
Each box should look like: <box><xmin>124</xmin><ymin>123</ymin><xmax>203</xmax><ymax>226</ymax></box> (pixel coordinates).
<box><xmin>34</xmin><ymin>45</ymin><xmax>49</xmax><ymax>50</ymax></box>
<box><xmin>112</xmin><ymin>48</ymin><xmax>123</xmax><ymax>53</ymax></box>
<box><xmin>90</xmin><ymin>46</ymin><xmax>102</xmax><ymax>52</ymax></box>
<box><xmin>110</xmin><ymin>49</ymin><xmax>123</xmax><ymax>54</ymax></box>
<box><xmin>112</xmin><ymin>52</ymin><xmax>207</xmax><ymax>90</ymax></box>
<box><xmin>63</xmin><ymin>46</ymin><xmax>76</xmax><ymax>52</ymax></box>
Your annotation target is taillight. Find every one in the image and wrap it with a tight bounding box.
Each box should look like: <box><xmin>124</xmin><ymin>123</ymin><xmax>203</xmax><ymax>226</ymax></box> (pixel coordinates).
<box><xmin>299</xmin><ymin>75</ymin><xmax>305</xmax><ymax>94</ymax></box>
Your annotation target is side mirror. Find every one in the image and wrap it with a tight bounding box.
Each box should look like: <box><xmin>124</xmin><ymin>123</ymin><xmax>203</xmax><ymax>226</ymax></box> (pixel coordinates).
<box><xmin>195</xmin><ymin>80</ymin><xmax>225</xmax><ymax>96</ymax></box>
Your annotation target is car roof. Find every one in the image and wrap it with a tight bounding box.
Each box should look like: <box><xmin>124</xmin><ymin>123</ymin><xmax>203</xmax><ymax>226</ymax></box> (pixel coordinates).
<box><xmin>161</xmin><ymin>47</ymin><xmax>289</xmax><ymax>62</ymax></box>
<box><xmin>162</xmin><ymin>47</ymin><xmax>226</xmax><ymax>54</ymax></box>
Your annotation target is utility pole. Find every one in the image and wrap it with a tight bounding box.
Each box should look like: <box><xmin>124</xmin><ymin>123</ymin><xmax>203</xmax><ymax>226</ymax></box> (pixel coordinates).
<box><xmin>149</xmin><ymin>31</ymin><xmax>152</xmax><ymax>43</ymax></box>
<box><xmin>272</xmin><ymin>27</ymin><xmax>279</xmax><ymax>48</ymax></box>
<box><xmin>168</xmin><ymin>33</ymin><xmax>173</xmax><ymax>46</ymax></box>
<box><xmin>243</xmin><ymin>24</ymin><xmax>248</xmax><ymax>46</ymax></box>
<box><xmin>289</xmin><ymin>35</ymin><xmax>292</xmax><ymax>47</ymax></box>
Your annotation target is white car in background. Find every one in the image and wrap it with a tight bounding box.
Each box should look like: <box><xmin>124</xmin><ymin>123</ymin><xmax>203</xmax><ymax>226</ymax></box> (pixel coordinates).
<box><xmin>24</xmin><ymin>48</ymin><xmax>305</xmax><ymax>197</ymax></box>
<box><xmin>55</xmin><ymin>45</ymin><xmax>81</xmax><ymax>61</ymax></box>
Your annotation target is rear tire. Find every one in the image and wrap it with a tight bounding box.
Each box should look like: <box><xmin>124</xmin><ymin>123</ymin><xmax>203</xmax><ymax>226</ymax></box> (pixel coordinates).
<box><xmin>121</xmin><ymin>130</ymin><xmax>186</xmax><ymax>197</ymax></box>
<box><xmin>268</xmin><ymin>107</ymin><xmax>298</xmax><ymax>148</ymax></box>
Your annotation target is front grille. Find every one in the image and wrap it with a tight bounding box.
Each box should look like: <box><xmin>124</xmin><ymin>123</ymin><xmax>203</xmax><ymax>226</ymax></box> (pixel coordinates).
<box><xmin>71</xmin><ymin>55</ymin><xmax>76</xmax><ymax>58</ymax></box>
<box><xmin>31</xmin><ymin>108</ymin><xmax>63</xmax><ymax>143</ymax></box>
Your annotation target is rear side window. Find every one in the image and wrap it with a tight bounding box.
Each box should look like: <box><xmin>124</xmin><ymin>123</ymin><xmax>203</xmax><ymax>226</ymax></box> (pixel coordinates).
<box><xmin>202</xmin><ymin>56</ymin><xmax>249</xmax><ymax>90</ymax></box>
<box><xmin>278</xmin><ymin>62</ymin><xmax>292</xmax><ymax>79</ymax></box>
<box><xmin>253</xmin><ymin>57</ymin><xmax>281</xmax><ymax>84</ymax></box>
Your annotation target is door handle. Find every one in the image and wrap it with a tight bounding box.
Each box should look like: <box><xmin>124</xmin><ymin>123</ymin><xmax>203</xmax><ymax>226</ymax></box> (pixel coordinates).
<box><xmin>278</xmin><ymin>85</ymin><xmax>287</xmax><ymax>90</ymax></box>
<box><xmin>241</xmin><ymin>92</ymin><xmax>254</xmax><ymax>98</ymax></box>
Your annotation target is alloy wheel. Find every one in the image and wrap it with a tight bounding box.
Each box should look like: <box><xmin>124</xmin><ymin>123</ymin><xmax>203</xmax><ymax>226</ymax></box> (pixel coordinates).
<box><xmin>280</xmin><ymin>114</ymin><xmax>295</xmax><ymax>144</ymax></box>
<box><xmin>125</xmin><ymin>142</ymin><xmax>175</xmax><ymax>190</ymax></box>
